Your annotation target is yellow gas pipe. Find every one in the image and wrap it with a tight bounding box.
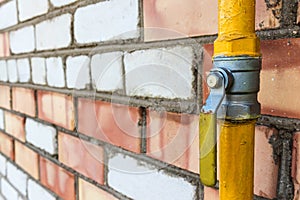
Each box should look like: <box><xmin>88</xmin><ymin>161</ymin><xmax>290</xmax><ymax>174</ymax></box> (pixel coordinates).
<box><xmin>200</xmin><ymin>0</ymin><xmax>261</xmax><ymax>199</ymax></box>
<box><xmin>216</xmin><ymin>0</ymin><xmax>260</xmax><ymax>199</ymax></box>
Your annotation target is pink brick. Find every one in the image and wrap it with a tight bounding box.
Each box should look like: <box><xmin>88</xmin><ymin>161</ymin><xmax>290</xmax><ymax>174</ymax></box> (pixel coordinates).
<box><xmin>40</xmin><ymin>157</ymin><xmax>75</xmax><ymax>200</ymax></box>
<box><xmin>0</xmin><ymin>85</ymin><xmax>10</xmax><ymax>109</ymax></box>
<box><xmin>0</xmin><ymin>32</ymin><xmax>9</xmax><ymax>57</ymax></box>
<box><xmin>78</xmin><ymin>178</ymin><xmax>117</xmax><ymax>200</ymax></box>
<box><xmin>5</xmin><ymin>112</ymin><xmax>25</xmax><ymax>142</ymax></box>
<box><xmin>146</xmin><ymin>110</ymin><xmax>199</xmax><ymax>173</ymax></box>
<box><xmin>38</xmin><ymin>91</ymin><xmax>75</xmax><ymax>130</ymax></box>
<box><xmin>204</xmin><ymin>186</ymin><xmax>219</xmax><ymax>200</ymax></box>
<box><xmin>15</xmin><ymin>141</ymin><xmax>39</xmax><ymax>179</ymax></box>
<box><xmin>77</xmin><ymin>98</ymin><xmax>141</xmax><ymax>153</ymax></box>
<box><xmin>254</xmin><ymin>126</ymin><xmax>278</xmax><ymax>199</ymax></box>
<box><xmin>12</xmin><ymin>87</ymin><xmax>36</xmax><ymax>117</ymax></box>
<box><xmin>58</xmin><ymin>132</ymin><xmax>104</xmax><ymax>184</ymax></box>
<box><xmin>0</xmin><ymin>131</ymin><xmax>14</xmax><ymax>160</ymax></box>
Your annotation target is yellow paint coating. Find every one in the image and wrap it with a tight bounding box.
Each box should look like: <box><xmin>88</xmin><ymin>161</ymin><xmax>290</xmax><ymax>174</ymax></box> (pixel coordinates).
<box><xmin>219</xmin><ymin>120</ymin><xmax>256</xmax><ymax>200</ymax></box>
<box><xmin>199</xmin><ymin>113</ymin><xmax>216</xmax><ymax>186</ymax></box>
<box><xmin>214</xmin><ymin>0</ymin><xmax>260</xmax><ymax>57</ymax></box>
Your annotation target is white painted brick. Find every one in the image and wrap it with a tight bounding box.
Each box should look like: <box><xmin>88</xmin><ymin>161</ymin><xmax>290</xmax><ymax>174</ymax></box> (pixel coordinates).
<box><xmin>0</xmin><ymin>1</ymin><xmax>18</xmax><ymax>29</ymax></box>
<box><xmin>18</xmin><ymin>0</ymin><xmax>48</xmax><ymax>21</ymax></box>
<box><xmin>1</xmin><ymin>178</ymin><xmax>19</xmax><ymax>200</ymax></box>
<box><xmin>7</xmin><ymin>60</ymin><xmax>18</xmax><ymax>83</ymax></box>
<box><xmin>50</xmin><ymin>0</ymin><xmax>77</xmax><ymax>7</ymax></box>
<box><xmin>36</xmin><ymin>14</ymin><xmax>71</xmax><ymax>50</ymax></box>
<box><xmin>25</xmin><ymin>118</ymin><xmax>57</xmax><ymax>155</ymax></box>
<box><xmin>0</xmin><ymin>109</ymin><xmax>4</xmax><ymax>130</ymax></box>
<box><xmin>74</xmin><ymin>0</ymin><xmax>139</xmax><ymax>43</ymax></box>
<box><xmin>46</xmin><ymin>57</ymin><xmax>65</xmax><ymax>88</ymax></box>
<box><xmin>28</xmin><ymin>179</ymin><xmax>56</xmax><ymax>200</ymax></box>
<box><xmin>66</xmin><ymin>56</ymin><xmax>90</xmax><ymax>89</ymax></box>
<box><xmin>31</xmin><ymin>57</ymin><xmax>46</xmax><ymax>85</ymax></box>
<box><xmin>124</xmin><ymin>46</ymin><xmax>195</xmax><ymax>99</ymax></box>
<box><xmin>108</xmin><ymin>153</ymin><xmax>196</xmax><ymax>200</ymax></box>
<box><xmin>91</xmin><ymin>52</ymin><xmax>123</xmax><ymax>91</ymax></box>
<box><xmin>0</xmin><ymin>60</ymin><xmax>8</xmax><ymax>82</ymax></box>
<box><xmin>7</xmin><ymin>162</ymin><xmax>28</xmax><ymax>195</ymax></box>
<box><xmin>17</xmin><ymin>58</ymin><xmax>30</xmax><ymax>83</ymax></box>
<box><xmin>9</xmin><ymin>26</ymin><xmax>35</xmax><ymax>54</ymax></box>
<box><xmin>0</xmin><ymin>154</ymin><xmax>6</xmax><ymax>175</ymax></box>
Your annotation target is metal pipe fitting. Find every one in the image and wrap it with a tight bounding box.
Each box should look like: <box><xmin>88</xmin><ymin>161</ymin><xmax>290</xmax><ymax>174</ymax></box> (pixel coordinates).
<box><xmin>213</xmin><ymin>56</ymin><xmax>261</xmax><ymax>120</ymax></box>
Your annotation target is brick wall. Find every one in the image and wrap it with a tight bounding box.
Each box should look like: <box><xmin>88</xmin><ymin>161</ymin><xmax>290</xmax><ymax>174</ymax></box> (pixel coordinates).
<box><xmin>0</xmin><ymin>0</ymin><xmax>299</xmax><ymax>199</ymax></box>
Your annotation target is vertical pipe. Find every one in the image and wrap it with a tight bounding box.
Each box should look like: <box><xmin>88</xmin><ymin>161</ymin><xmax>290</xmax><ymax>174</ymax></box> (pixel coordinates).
<box><xmin>219</xmin><ymin>120</ymin><xmax>256</xmax><ymax>200</ymax></box>
<box><xmin>213</xmin><ymin>0</ymin><xmax>260</xmax><ymax>199</ymax></box>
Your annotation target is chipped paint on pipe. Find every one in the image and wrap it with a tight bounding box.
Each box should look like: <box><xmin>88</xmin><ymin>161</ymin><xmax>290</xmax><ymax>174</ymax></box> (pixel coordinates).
<box><xmin>214</xmin><ymin>0</ymin><xmax>260</xmax><ymax>57</ymax></box>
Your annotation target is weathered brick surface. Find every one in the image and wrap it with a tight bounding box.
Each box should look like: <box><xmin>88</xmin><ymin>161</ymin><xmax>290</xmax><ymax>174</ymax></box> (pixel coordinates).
<box><xmin>254</xmin><ymin>126</ymin><xmax>278</xmax><ymax>199</ymax></box>
<box><xmin>147</xmin><ymin>110</ymin><xmax>199</xmax><ymax>173</ymax></box>
<box><xmin>40</xmin><ymin>157</ymin><xmax>75</xmax><ymax>200</ymax></box>
<box><xmin>0</xmin><ymin>32</ymin><xmax>9</xmax><ymax>57</ymax></box>
<box><xmin>12</xmin><ymin>87</ymin><xmax>35</xmax><ymax>117</ymax></box>
<box><xmin>58</xmin><ymin>132</ymin><xmax>104</xmax><ymax>184</ymax></box>
<box><xmin>77</xmin><ymin>98</ymin><xmax>141</xmax><ymax>153</ymax></box>
<box><xmin>37</xmin><ymin>91</ymin><xmax>75</xmax><ymax>130</ymax></box>
<box><xmin>15</xmin><ymin>141</ymin><xmax>39</xmax><ymax>179</ymax></box>
<box><xmin>79</xmin><ymin>178</ymin><xmax>117</xmax><ymax>200</ymax></box>
<box><xmin>0</xmin><ymin>131</ymin><xmax>14</xmax><ymax>160</ymax></box>
<box><xmin>5</xmin><ymin>112</ymin><xmax>25</xmax><ymax>142</ymax></box>
<box><xmin>0</xmin><ymin>85</ymin><xmax>10</xmax><ymax>109</ymax></box>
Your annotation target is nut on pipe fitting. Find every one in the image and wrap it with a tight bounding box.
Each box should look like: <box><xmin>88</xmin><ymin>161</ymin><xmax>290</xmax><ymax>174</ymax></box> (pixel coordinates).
<box><xmin>213</xmin><ymin>56</ymin><xmax>261</xmax><ymax>120</ymax></box>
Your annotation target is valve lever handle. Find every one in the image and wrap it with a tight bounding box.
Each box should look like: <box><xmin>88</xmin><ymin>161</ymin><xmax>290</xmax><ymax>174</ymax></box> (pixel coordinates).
<box><xmin>200</xmin><ymin>71</ymin><xmax>225</xmax><ymax>186</ymax></box>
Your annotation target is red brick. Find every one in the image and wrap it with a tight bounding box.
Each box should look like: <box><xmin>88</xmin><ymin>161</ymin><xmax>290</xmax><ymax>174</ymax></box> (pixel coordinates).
<box><xmin>38</xmin><ymin>91</ymin><xmax>75</xmax><ymax>130</ymax></box>
<box><xmin>204</xmin><ymin>186</ymin><xmax>219</xmax><ymax>200</ymax></box>
<box><xmin>254</xmin><ymin>126</ymin><xmax>278</xmax><ymax>199</ymax></box>
<box><xmin>58</xmin><ymin>132</ymin><xmax>104</xmax><ymax>184</ymax></box>
<box><xmin>0</xmin><ymin>32</ymin><xmax>9</xmax><ymax>57</ymax></box>
<box><xmin>0</xmin><ymin>85</ymin><xmax>10</xmax><ymax>109</ymax></box>
<box><xmin>77</xmin><ymin>98</ymin><xmax>141</xmax><ymax>153</ymax></box>
<box><xmin>146</xmin><ymin>110</ymin><xmax>199</xmax><ymax>173</ymax></box>
<box><xmin>78</xmin><ymin>178</ymin><xmax>117</xmax><ymax>200</ymax></box>
<box><xmin>0</xmin><ymin>131</ymin><xmax>14</xmax><ymax>160</ymax></box>
<box><xmin>40</xmin><ymin>157</ymin><xmax>75</xmax><ymax>200</ymax></box>
<box><xmin>143</xmin><ymin>0</ymin><xmax>279</xmax><ymax>41</ymax></box>
<box><xmin>12</xmin><ymin>87</ymin><xmax>36</xmax><ymax>117</ymax></box>
<box><xmin>259</xmin><ymin>38</ymin><xmax>300</xmax><ymax>119</ymax></box>
<box><xmin>4</xmin><ymin>112</ymin><xmax>25</xmax><ymax>142</ymax></box>
<box><xmin>15</xmin><ymin>141</ymin><xmax>39</xmax><ymax>179</ymax></box>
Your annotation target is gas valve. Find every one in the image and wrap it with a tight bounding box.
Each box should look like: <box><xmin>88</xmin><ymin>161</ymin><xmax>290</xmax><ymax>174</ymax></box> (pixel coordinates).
<box><xmin>199</xmin><ymin>56</ymin><xmax>261</xmax><ymax>186</ymax></box>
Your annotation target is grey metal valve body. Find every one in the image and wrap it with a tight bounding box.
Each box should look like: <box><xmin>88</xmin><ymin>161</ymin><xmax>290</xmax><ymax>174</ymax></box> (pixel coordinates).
<box><xmin>212</xmin><ymin>56</ymin><xmax>261</xmax><ymax>120</ymax></box>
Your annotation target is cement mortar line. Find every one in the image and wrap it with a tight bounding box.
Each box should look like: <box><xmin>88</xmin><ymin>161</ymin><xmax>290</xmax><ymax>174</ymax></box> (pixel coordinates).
<box><xmin>2</xmin><ymin>37</ymin><xmax>206</xmax><ymax>59</ymax></box>
<box><xmin>258</xmin><ymin>115</ymin><xmax>300</xmax><ymax>131</ymax></box>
